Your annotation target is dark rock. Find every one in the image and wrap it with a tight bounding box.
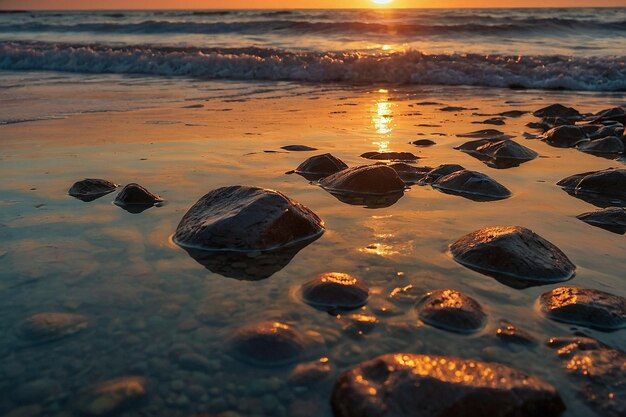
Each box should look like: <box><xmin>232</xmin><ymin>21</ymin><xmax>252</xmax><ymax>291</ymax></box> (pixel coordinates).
<box><xmin>360</xmin><ymin>151</ymin><xmax>419</xmax><ymax>162</ymax></box>
<box><xmin>495</xmin><ymin>321</ymin><xmax>536</xmax><ymax>345</ymax></box>
<box><xmin>456</xmin><ymin>129</ymin><xmax>510</xmax><ymax>139</ymax></box>
<box><xmin>440</xmin><ymin>106</ymin><xmax>471</xmax><ymax>112</ymax></box>
<box><xmin>542</xmin><ymin>125</ymin><xmax>589</xmax><ymax>148</ymax></box>
<box><xmin>383</xmin><ymin>163</ymin><xmax>432</xmax><ymax>184</ymax></box>
<box><xmin>547</xmin><ymin>336</ymin><xmax>626</xmax><ymax>417</ymax></box>
<box><xmin>557</xmin><ymin>168</ymin><xmax>626</xmax><ymax>207</ymax></box>
<box><xmin>299</xmin><ymin>272</ymin><xmax>369</xmax><ymax>312</ymax></box>
<box><xmin>473</xmin><ymin>117</ymin><xmax>506</xmax><ymax>126</ymax></box>
<box><xmin>410</xmin><ymin>139</ymin><xmax>436</xmax><ymax>147</ymax></box>
<box><xmin>281</xmin><ymin>145</ymin><xmax>318</xmax><ymax>152</ymax></box>
<box><xmin>292</xmin><ymin>153</ymin><xmax>348</xmax><ymax>180</ymax></box>
<box><xmin>450</xmin><ymin>226</ymin><xmax>575</xmax><ymax>289</ymax></box>
<box><xmin>591</xmin><ymin>107</ymin><xmax>626</xmax><ymax>124</ymax></box>
<box><xmin>527</xmin><ymin>117</ymin><xmax>570</xmax><ymax>132</ymax></box>
<box><xmin>332</xmin><ymin>353</ymin><xmax>565</xmax><ymax>417</ymax></box>
<box><xmin>289</xmin><ymin>359</ymin><xmax>332</xmax><ymax>385</ymax></box>
<box><xmin>183</xmin><ymin>104</ymin><xmax>204</xmax><ymax>109</ymax></box>
<box><xmin>388</xmin><ymin>284</ymin><xmax>422</xmax><ymax>305</ymax></box>
<box><xmin>455</xmin><ymin>138</ymin><xmax>538</xmax><ymax>169</ymax></box>
<box><xmin>540</xmin><ymin>286</ymin><xmax>626</xmax><ymax>331</ymax></box>
<box><xmin>16</xmin><ymin>312</ymin><xmax>89</xmax><ymax>344</ymax></box>
<box><xmin>577</xmin><ymin>207</ymin><xmax>626</xmax><ymax>234</ymax></box>
<box><xmin>533</xmin><ymin>104</ymin><xmax>581</xmax><ymax>120</ymax></box>
<box><xmin>586</xmin><ymin>123</ymin><xmax>624</xmax><ymax>140</ymax></box>
<box><xmin>228</xmin><ymin>321</ymin><xmax>305</xmax><ymax>366</ymax></box>
<box><xmin>342</xmin><ymin>314</ymin><xmax>379</xmax><ymax>337</ymax></box>
<box><xmin>418</xmin><ymin>164</ymin><xmax>465</xmax><ymax>185</ymax></box>
<box><xmin>174</xmin><ymin>186</ymin><xmax>324</xmax><ymax>252</ymax></box>
<box><xmin>499</xmin><ymin>110</ymin><xmax>529</xmax><ymax>118</ymax></box>
<box><xmin>68</xmin><ymin>179</ymin><xmax>118</xmax><ymax>202</ymax></box>
<box><xmin>577</xmin><ymin>136</ymin><xmax>624</xmax><ymax>155</ymax></box>
<box><xmin>416</xmin><ymin>289</ymin><xmax>486</xmax><ymax>333</ymax></box>
<box><xmin>114</xmin><ymin>183</ymin><xmax>162</xmax><ymax>213</ymax></box>
<box><xmin>431</xmin><ymin>169</ymin><xmax>511</xmax><ymax>201</ymax></box>
<box><xmin>75</xmin><ymin>377</ymin><xmax>148</xmax><ymax>416</ymax></box>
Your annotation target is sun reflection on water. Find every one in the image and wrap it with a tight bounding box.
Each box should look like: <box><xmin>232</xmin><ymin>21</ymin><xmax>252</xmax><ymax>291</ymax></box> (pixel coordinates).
<box><xmin>372</xmin><ymin>89</ymin><xmax>394</xmax><ymax>152</ymax></box>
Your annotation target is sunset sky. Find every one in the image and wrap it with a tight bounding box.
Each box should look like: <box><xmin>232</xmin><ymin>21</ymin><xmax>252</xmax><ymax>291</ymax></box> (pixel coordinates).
<box><xmin>1</xmin><ymin>0</ymin><xmax>624</xmax><ymax>10</ymax></box>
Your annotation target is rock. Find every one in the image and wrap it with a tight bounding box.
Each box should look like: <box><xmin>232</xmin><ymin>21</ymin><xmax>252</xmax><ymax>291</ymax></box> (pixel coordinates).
<box><xmin>455</xmin><ymin>138</ymin><xmax>538</xmax><ymax>169</ymax></box>
<box><xmin>586</xmin><ymin>123</ymin><xmax>624</xmax><ymax>140</ymax></box>
<box><xmin>418</xmin><ymin>164</ymin><xmax>465</xmax><ymax>185</ymax></box>
<box><xmin>281</xmin><ymin>145</ymin><xmax>318</xmax><ymax>151</ymax></box>
<box><xmin>499</xmin><ymin>110</ymin><xmax>529</xmax><ymax>118</ymax></box>
<box><xmin>299</xmin><ymin>272</ymin><xmax>369</xmax><ymax>312</ymax></box>
<box><xmin>495</xmin><ymin>321</ymin><xmax>536</xmax><ymax>345</ymax></box>
<box><xmin>360</xmin><ymin>152</ymin><xmax>419</xmax><ymax>162</ymax></box>
<box><xmin>416</xmin><ymin>289</ymin><xmax>486</xmax><ymax>333</ymax></box>
<box><xmin>542</xmin><ymin>125</ymin><xmax>589</xmax><ymax>148</ymax></box>
<box><xmin>289</xmin><ymin>359</ymin><xmax>332</xmax><ymax>385</ymax></box>
<box><xmin>342</xmin><ymin>314</ymin><xmax>379</xmax><ymax>337</ymax></box>
<box><xmin>183</xmin><ymin>104</ymin><xmax>204</xmax><ymax>108</ymax></box>
<box><xmin>577</xmin><ymin>136</ymin><xmax>624</xmax><ymax>155</ymax></box>
<box><xmin>228</xmin><ymin>321</ymin><xmax>305</xmax><ymax>366</ymax></box>
<box><xmin>527</xmin><ymin>117</ymin><xmax>570</xmax><ymax>132</ymax></box>
<box><xmin>431</xmin><ymin>169</ymin><xmax>511</xmax><ymax>201</ymax></box>
<box><xmin>440</xmin><ymin>106</ymin><xmax>471</xmax><ymax>112</ymax></box>
<box><xmin>291</xmin><ymin>153</ymin><xmax>348</xmax><ymax>180</ymax></box>
<box><xmin>474</xmin><ymin>117</ymin><xmax>506</xmax><ymax>126</ymax></box>
<box><xmin>591</xmin><ymin>107</ymin><xmax>626</xmax><ymax>124</ymax></box>
<box><xmin>68</xmin><ymin>179</ymin><xmax>118</xmax><ymax>202</ymax></box>
<box><xmin>557</xmin><ymin>168</ymin><xmax>626</xmax><ymax>207</ymax></box>
<box><xmin>388</xmin><ymin>285</ymin><xmax>422</xmax><ymax>305</ymax></box>
<box><xmin>16</xmin><ymin>312</ymin><xmax>89</xmax><ymax>344</ymax></box>
<box><xmin>76</xmin><ymin>377</ymin><xmax>148</xmax><ymax>416</ymax></box>
<box><xmin>533</xmin><ymin>104</ymin><xmax>581</xmax><ymax>120</ymax></box>
<box><xmin>450</xmin><ymin>226</ymin><xmax>575</xmax><ymax>289</ymax></box>
<box><xmin>114</xmin><ymin>183</ymin><xmax>162</xmax><ymax>213</ymax></box>
<box><xmin>331</xmin><ymin>353</ymin><xmax>565</xmax><ymax>417</ymax></box>
<box><xmin>457</xmin><ymin>129</ymin><xmax>511</xmax><ymax>139</ymax></box>
<box><xmin>577</xmin><ymin>207</ymin><xmax>626</xmax><ymax>234</ymax></box>
<box><xmin>540</xmin><ymin>286</ymin><xmax>626</xmax><ymax>331</ymax></box>
<box><xmin>547</xmin><ymin>336</ymin><xmax>625</xmax><ymax>417</ymax></box>
<box><xmin>174</xmin><ymin>186</ymin><xmax>324</xmax><ymax>252</ymax></box>
<box><xmin>410</xmin><ymin>139</ymin><xmax>436</xmax><ymax>147</ymax></box>
<box><xmin>383</xmin><ymin>163</ymin><xmax>431</xmax><ymax>184</ymax></box>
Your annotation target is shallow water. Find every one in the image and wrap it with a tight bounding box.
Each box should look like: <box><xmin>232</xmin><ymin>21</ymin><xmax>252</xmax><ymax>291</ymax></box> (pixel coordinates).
<box><xmin>0</xmin><ymin>73</ymin><xmax>625</xmax><ymax>417</ymax></box>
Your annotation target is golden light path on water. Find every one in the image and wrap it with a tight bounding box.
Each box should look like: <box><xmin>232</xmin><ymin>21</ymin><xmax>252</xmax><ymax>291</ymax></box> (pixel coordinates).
<box><xmin>372</xmin><ymin>88</ymin><xmax>393</xmax><ymax>151</ymax></box>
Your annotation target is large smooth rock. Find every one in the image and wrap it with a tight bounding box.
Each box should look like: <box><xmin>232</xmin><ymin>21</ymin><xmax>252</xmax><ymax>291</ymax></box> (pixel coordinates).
<box><xmin>384</xmin><ymin>163</ymin><xmax>432</xmax><ymax>184</ymax></box>
<box><xmin>542</xmin><ymin>125</ymin><xmax>589</xmax><ymax>148</ymax></box>
<box><xmin>174</xmin><ymin>186</ymin><xmax>324</xmax><ymax>252</ymax></box>
<box><xmin>68</xmin><ymin>179</ymin><xmax>118</xmax><ymax>202</ymax></box>
<box><xmin>292</xmin><ymin>153</ymin><xmax>348</xmax><ymax>180</ymax></box>
<box><xmin>299</xmin><ymin>272</ymin><xmax>369</xmax><ymax>312</ymax></box>
<box><xmin>547</xmin><ymin>336</ymin><xmax>625</xmax><ymax>417</ymax></box>
<box><xmin>416</xmin><ymin>289</ymin><xmax>486</xmax><ymax>333</ymax></box>
<box><xmin>16</xmin><ymin>312</ymin><xmax>89</xmax><ymax>344</ymax></box>
<box><xmin>456</xmin><ymin>129</ymin><xmax>511</xmax><ymax>139</ymax></box>
<box><xmin>586</xmin><ymin>123</ymin><xmax>624</xmax><ymax>140</ymax></box>
<box><xmin>533</xmin><ymin>104</ymin><xmax>581</xmax><ymax>120</ymax></box>
<box><xmin>114</xmin><ymin>183</ymin><xmax>162</xmax><ymax>213</ymax></box>
<box><xmin>577</xmin><ymin>207</ymin><xmax>626</xmax><ymax>234</ymax></box>
<box><xmin>450</xmin><ymin>226</ymin><xmax>575</xmax><ymax>289</ymax></box>
<box><xmin>431</xmin><ymin>169</ymin><xmax>511</xmax><ymax>201</ymax></box>
<box><xmin>75</xmin><ymin>377</ymin><xmax>148</xmax><ymax>416</ymax></box>
<box><xmin>577</xmin><ymin>136</ymin><xmax>624</xmax><ymax>155</ymax></box>
<box><xmin>455</xmin><ymin>138</ymin><xmax>538</xmax><ymax>168</ymax></box>
<box><xmin>557</xmin><ymin>168</ymin><xmax>626</xmax><ymax>207</ymax></box>
<box><xmin>331</xmin><ymin>353</ymin><xmax>565</xmax><ymax>417</ymax></box>
<box><xmin>360</xmin><ymin>151</ymin><xmax>419</xmax><ymax>162</ymax></box>
<box><xmin>418</xmin><ymin>164</ymin><xmax>465</xmax><ymax>185</ymax></box>
<box><xmin>591</xmin><ymin>107</ymin><xmax>626</xmax><ymax>124</ymax></box>
<box><xmin>228</xmin><ymin>321</ymin><xmax>305</xmax><ymax>366</ymax></box>
<box><xmin>540</xmin><ymin>286</ymin><xmax>626</xmax><ymax>331</ymax></box>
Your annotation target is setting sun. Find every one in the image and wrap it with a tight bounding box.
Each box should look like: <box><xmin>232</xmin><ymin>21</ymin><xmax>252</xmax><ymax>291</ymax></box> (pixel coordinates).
<box><xmin>372</xmin><ymin>0</ymin><xmax>394</xmax><ymax>5</ymax></box>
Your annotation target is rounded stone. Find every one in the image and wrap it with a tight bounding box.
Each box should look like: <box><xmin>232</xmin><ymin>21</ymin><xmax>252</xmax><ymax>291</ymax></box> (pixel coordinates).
<box><xmin>281</xmin><ymin>145</ymin><xmax>318</xmax><ymax>152</ymax></box>
<box><xmin>418</xmin><ymin>164</ymin><xmax>465</xmax><ymax>185</ymax></box>
<box><xmin>451</xmin><ymin>226</ymin><xmax>575</xmax><ymax>288</ymax></box>
<box><xmin>76</xmin><ymin>377</ymin><xmax>148</xmax><ymax>416</ymax></box>
<box><xmin>533</xmin><ymin>104</ymin><xmax>581</xmax><ymax>120</ymax></box>
<box><xmin>16</xmin><ymin>312</ymin><xmax>89</xmax><ymax>343</ymax></box>
<box><xmin>577</xmin><ymin>207</ymin><xmax>626</xmax><ymax>234</ymax></box>
<box><xmin>431</xmin><ymin>169</ymin><xmax>511</xmax><ymax>201</ymax></box>
<box><xmin>577</xmin><ymin>136</ymin><xmax>625</xmax><ymax>154</ymax></box>
<box><xmin>383</xmin><ymin>163</ymin><xmax>431</xmax><ymax>184</ymax></box>
<box><xmin>455</xmin><ymin>138</ymin><xmax>538</xmax><ymax>168</ymax></box>
<box><xmin>360</xmin><ymin>151</ymin><xmax>419</xmax><ymax>162</ymax></box>
<box><xmin>558</xmin><ymin>168</ymin><xmax>626</xmax><ymax>207</ymax></box>
<box><xmin>342</xmin><ymin>314</ymin><xmax>379</xmax><ymax>337</ymax></box>
<box><xmin>228</xmin><ymin>321</ymin><xmax>305</xmax><ymax>366</ymax></box>
<box><xmin>457</xmin><ymin>129</ymin><xmax>510</xmax><ymax>139</ymax></box>
<box><xmin>332</xmin><ymin>353</ymin><xmax>565</xmax><ymax>417</ymax></box>
<box><xmin>495</xmin><ymin>321</ymin><xmax>536</xmax><ymax>345</ymax></box>
<box><xmin>299</xmin><ymin>272</ymin><xmax>369</xmax><ymax>312</ymax></box>
<box><xmin>174</xmin><ymin>186</ymin><xmax>324</xmax><ymax>252</ymax></box>
<box><xmin>592</xmin><ymin>106</ymin><xmax>626</xmax><ymax>124</ymax></box>
<box><xmin>416</xmin><ymin>289</ymin><xmax>486</xmax><ymax>333</ymax></box>
<box><xmin>388</xmin><ymin>284</ymin><xmax>422</xmax><ymax>305</ymax></box>
<box><xmin>542</xmin><ymin>125</ymin><xmax>588</xmax><ymax>148</ymax></box>
<box><xmin>68</xmin><ymin>179</ymin><xmax>118</xmax><ymax>202</ymax></box>
<box><xmin>320</xmin><ymin>165</ymin><xmax>405</xmax><ymax>195</ymax></box>
<box><xmin>114</xmin><ymin>183</ymin><xmax>162</xmax><ymax>209</ymax></box>
<box><xmin>540</xmin><ymin>286</ymin><xmax>626</xmax><ymax>331</ymax></box>
<box><xmin>288</xmin><ymin>358</ymin><xmax>332</xmax><ymax>385</ymax></box>
<box><xmin>293</xmin><ymin>153</ymin><xmax>348</xmax><ymax>179</ymax></box>
<box><xmin>410</xmin><ymin>139</ymin><xmax>436</xmax><ymax>147</ymax></box>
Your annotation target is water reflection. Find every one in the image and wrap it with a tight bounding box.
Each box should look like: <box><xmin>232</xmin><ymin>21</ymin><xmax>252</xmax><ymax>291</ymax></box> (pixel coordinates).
<box><xmin>324</xmin><ymin>190</ymin><xmax>404</xmax><ymax>209</ymax></box>
<box><xmin>372</xmin><ymin>89</ymin><xmax>394</xmax><ymax>152</ymax></box>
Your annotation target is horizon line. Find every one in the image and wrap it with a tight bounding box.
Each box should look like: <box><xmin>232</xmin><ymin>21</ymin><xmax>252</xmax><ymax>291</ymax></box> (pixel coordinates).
<box><xmin>2</xmin><ymin>6</ymin><xmax>625</xmax><ymax>11</ymax></box>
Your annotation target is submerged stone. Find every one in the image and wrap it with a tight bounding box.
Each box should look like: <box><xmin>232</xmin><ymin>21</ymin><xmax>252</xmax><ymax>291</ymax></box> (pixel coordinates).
<box><xmin>416</xmin><ymin>289</ymin><xmax>486</xmax><ymax>333</ymax></box>
<box><xmin>577</xmin><ymin>136</ymin><xmax>624</xmax><ymax>155</ymax></box>
<box><xmin>68</xmin><ymin>179</ymin><xmax>118</xmax><ymax>202</ymax></box>
<box><xmin>474</xmin><ymin>116</ymin><xmax>506</xmax><ymax>126</ymax></box>
<box><xmin>342</xmin><ymin>314</ymin><xmax>379</xmax><ymax>337</ymax></box>
<box><xmin>360</xmin><ymin>151</ymin><xmax>419</xmax><ymax>162</ymax></box>
<box><xmin>540</xmin><ymin>286</ymin><xmax>626</xmax><ymax>331</ymax></box>
<box><xmin>431</xmin><ymin>169</ymin><xmax>511</xmax><ymax>201</ymax></box>
<box><xmin>418</xmin><ymin>164</ymin><xmax>465</xmax><ymax>185</ymax></box>
<box><xmin>410</xmin><ymin>139</ymin><xmax>436</xmax><ymax>147</ymax></box>
<box><xmin>557</xmin><ymin>168</ymin><xmax>626</xmax><ymax>207</ymax></box>
<box><xmin>332</xmin><ymin>353</ymin><xmax>565</xmax><ymax>417</ymax></box>
<box><xmin>450</xmin><ymin>226</ymin><xmax>575</xmax><ymax>289</ymax></box>
<box><xmin>75</xmin><ymin>377</ymin><xmax>148</xmax><ymax>416</ymax></box>
<box><xmin>533</xmin><ymin>104</ymin><xmax>581</xmax><ymax>120</ymax></box>
<box><xmin>456</xmin><ymin>129</ymin><xmax>510</xmax><ymax>139</ymax></box>
<box><xmin>388</xmin><ymin>284</ymin><xmax>422</xmax><ymax>305</ymax></box>
<box><xmin>114</xmin><ymin>183</ymin><xmax>162</xmax><ymax>213</ymax></box>
<box><xmin>577</xmin><ymin>207</ymin><xmax>626</xmax><ymax>234</ymax></box>
<box><xmin>16</xmin><ymin>312</ymin><xmax>89</xmax><ymax>343</ymax></box>
<box><xmin>174</xmin><ymin>186</ymin><xmax>324</xmax><ymax>252</ymax></box>
<box><xmin>455</xmin><ymin>138</ymin><xmax>538</xmax><ymax>168</ymax></box>
<box><xmin>289</xmin><ymin>359</ymin><xmax>332</xmax><ymax>385</ymax></box>
<box><xmin>228</xmin><ymin>321</ymin><xmax>305</xmax><ymax>366</ymax></box>
<box><xmin>281</xmin><ymin>145</ymin><xmax>318</xmax><ymax>151</ymax></box>
<box><xmin>542</xmin><ymin>125</ymin><xmax>589</xmax><ymax>148</ymax></box>
<box><xmin>495</xmin><ymin>321</ymin><xmax>536</xmax><ymax>345</ymax></box>
<box><xmin>299</xmin><ymin>272</ymin><xmax>369</xmax><ymax>312</ymax></box>
<box><xmin>292</xmin><ymin>153</ymin><xmax>348</xmax><ymax>180</ymax></box>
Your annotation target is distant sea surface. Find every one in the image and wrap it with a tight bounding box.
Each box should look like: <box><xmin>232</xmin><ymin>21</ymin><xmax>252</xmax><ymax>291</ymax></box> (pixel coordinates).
<box><xmin>1</xmin><ymin>8</ymin><xmax>625</xmax><ymax>91</ymax></box>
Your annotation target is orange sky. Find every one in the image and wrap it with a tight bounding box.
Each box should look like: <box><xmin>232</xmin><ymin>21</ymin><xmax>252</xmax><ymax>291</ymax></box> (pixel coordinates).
<box><xmin>1</xmin><ymin>1</ymin><xmax>624</xmax><ymax>10</ymax></box>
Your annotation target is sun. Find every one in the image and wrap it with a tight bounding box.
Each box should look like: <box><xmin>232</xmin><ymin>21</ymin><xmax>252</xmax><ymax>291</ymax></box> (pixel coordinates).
<box><xmin>372</xmin><ymin>0</ymin><xmax>394</xmax><ymax>4</ymax></box>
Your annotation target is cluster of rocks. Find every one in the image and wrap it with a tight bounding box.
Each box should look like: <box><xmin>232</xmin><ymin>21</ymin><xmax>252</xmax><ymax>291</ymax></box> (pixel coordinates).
<box><xmin>455</xmin><ymin>129</ymin><xmax>538</xmax><ymax>169</ymax></box>
<box><xmin>68</xmin><ymin>179</ymin><xmax>162</xmax><ymax>213</ymax></box>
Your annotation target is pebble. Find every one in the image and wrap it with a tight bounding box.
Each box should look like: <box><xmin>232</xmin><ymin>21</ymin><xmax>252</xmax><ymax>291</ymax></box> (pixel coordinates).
<box><xmin>416</xmin><ymin>289</ymin><xmax>486</xmax><ymax>333</ymax></box>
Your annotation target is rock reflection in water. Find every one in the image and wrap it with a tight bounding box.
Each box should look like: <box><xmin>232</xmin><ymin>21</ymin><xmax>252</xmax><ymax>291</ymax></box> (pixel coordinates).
<box><xmin>324</xmin><ymin>190</ymin><xmax>404</xmax><ymax>208</ymax></box>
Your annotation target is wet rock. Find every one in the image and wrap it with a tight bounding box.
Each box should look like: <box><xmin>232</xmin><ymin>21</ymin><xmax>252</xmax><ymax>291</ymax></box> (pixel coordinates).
<box><xmin>418</xmin><ymin>164</ymin><xmax>465</xmax><ymax>185</ymax></box>
<box><xmin>289</xmin><ymin>359</ymin><xmax>332</xmax><ymax>385</ymax></box>
<box><xmin>499</xmin><ymin>110</ymin><xmax>529</xmax><ymax>118</ymax></box>
<box><xmin>76</xmin><ymin>377</ymin><xmax>148</xmax><ymax>416</ymax></box>
<box><xmin>527</xmin><ymin>117</ymin><xmax>570</xmax><ymax>132</ymax></box>
<box><xmin>281</xmin><ymin>145</ymin><xmax>318</xmax><ymax>152</ymax></box>
<box><xmin>591</xmin><ymin>107</ymin><xmax>626</xmax><ymax>124</ymax></box>
<box><xmin>342</xmin><ymin>314</ymin><xmax>379</xmax><ymax>337</ymax></box>
<box><xmin>557</xmin><ymin>168</ymin><xmax>626</xmax><ymax>207</ymax></box>
<box><xmin>440</xmin><ymin>106</ymin><xmax>471</xmax><ymax>112</ymax></box>
<box><xmin>114</xmin><ymin>183</ymin><xmax>162</xmax><ymax>213</ymax></box>
<box><xmin>457</xmin><ymin>129</ymin><xmax>511</xmax><ymax>139</ymax></box>
<box><xmin>577</xmin><ymin>207</ymin><xmax>626</xmax><ymax>234</ymax></box>
<box><xmin>431</xmin><ymin>169</ymin><xmax>511</xmax><ymax>201</ymax></box>
<box><xmin>291</xmin><ymin>153</ymin><xmax>348</xmax><ymax>180</ymax></box>
<box><xmin>388</xmin><ymin>284</ymin><xmax>422</xmax><ymax>305</ymax></box>
<box><xmin>533</xmin><ymin>104</ymin><xmax>581</xmax><ymax>120</ymax></box>
<box><xmin>416</xmin><ymin>289</ymin><xmax>486</xmax><ymax>333</ymax></box>
<box><xmin>540</xmin><ymin>286</ymin><xmax>626</xmax><ymax>331</ymax></box>
<box><xmin>68</xmin><ymin>179</ymin><xmax>118</xmax><ymax>202</ymax></box>
<box><xmin>228</xmin><ymin>321</ymin><xmax>305</xmax><ymax>366</ymax></box>
<box><xmin>360</xmin><ymin>151</ymin><xmax>419</xmax><ymax>162</ymax></box>
<box><xmin>547</xmin><ymin>336</ymin><xmax>625</xmax><ymax>417</ymax></box>
<box><xmin>586</xmin><ymin>123</ymin><xmax>624</xmax><ymax>140</ymax></box>
<box><xmin>16</xmin><ymin>312</ymin><xmax>89</xmax><ymax>344</ymax></box>
<box><xmin>455</xmin><ymin>138</ymin><xmax>538</xmax><ymax>168</ymax></box>
<box><xmin>495</xmin><ymin>321</ymin><xmax>536</xmax><ymax>345</ymax></box>
<box><xmin>174</xmin><ymin>186</ymin><xmax>323</xmax><ymax>252</ymax></box>
<box><xmin>450</xmin><ymin>226</ymin><xmax>575</xmax><ymax>289</ymax></box>
<box><xmin>577</xmin><ymin>136</ymin><xmax>624</xmax><ymax>155</ymax></box>
<box><xmin>332</xmin><ymin>353</ymin><xmax>565</xmax><ymax>417</ymax></box>
<box><xmin>410</xmin><ymin>139</ymin><xmax>436</xmax><ymax>147</ymax></box>
<box><xmin>474</xmin><ymin>117</ymin><xmax>506</xmax><ymax>126</ymax></box>
<box><xmin>383</xmin><ymin>163</ymin><xmax>431</xmax><ymax>184</ymax></box>
<box><xmin>299</xmin><ymin>272</ymin><xmax>369</xmax><ymax>312</ymax></box>
<box><xmin>542</xmin><ymin>125</ymin><xmax>589</xmax><ymax>148</ymax></box>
